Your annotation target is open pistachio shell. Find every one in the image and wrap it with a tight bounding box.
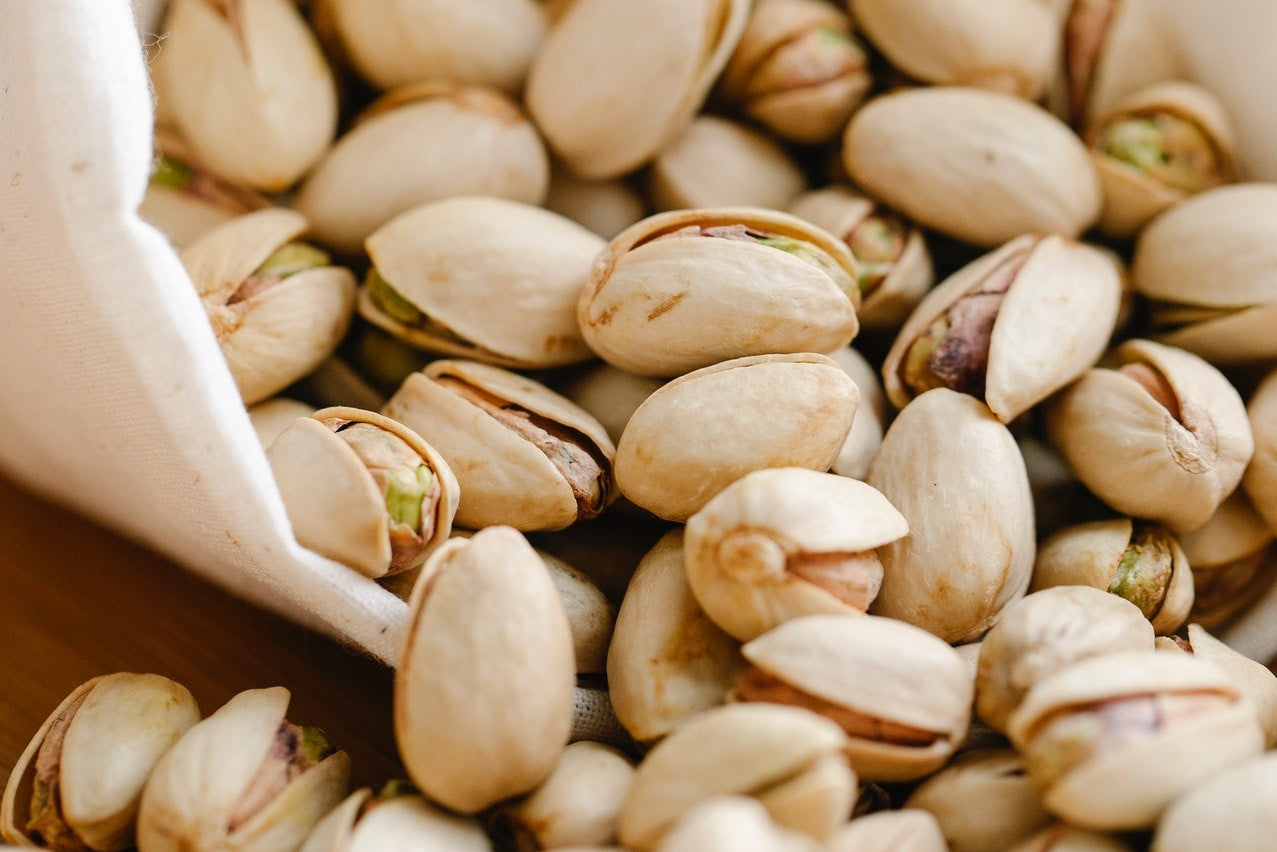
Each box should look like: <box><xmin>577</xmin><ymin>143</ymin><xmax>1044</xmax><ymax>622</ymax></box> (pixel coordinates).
<box><xmin>395</xmin><ymin>528</ymin><xmax>575</xmax><ymax>814</ymax></box>
<box><xmin>1180</xmin><ymin>624</ymin><xmax>1277</xmax><ymax>749</ymax></box>
<box><xmin>383</xmin><ymin>360</ymin><xmax>617</xmax><ymax>531</ymax></box>
<box><xmin>545</xmin><ymin>170</ymin><xmax>648</xmax><ymax>240</ymax></box>
<box><xmin>300</xmin><ymin>786</ymin><xmax>490</xmax><ymax>852</ymax></box>
<box><xmin>655</xmin><ymin>797</ymin><xmax>821</xmax><ymax>852</ymax></box>
<box><xmin>883</xmin><ymin>234</ymin><xmax>1120</xmax><ymax>422</ymax></box>
<box><xmin>525</xmin><ymin>0</ymin><xmax>749</xmax><ymax>179</ymax></box>
<box><xmin>1244</xmin><ymin>369</ymin><xmax>1277</xmax><ymax>534</ymax></box>
<box><xmin>182</xmin><ymin>208</ymin><xmax>356</xmax><ymax>406</ymax></box>
<box><xmin>1178</xmin><ymin>489</ymin><xmax>1275</xmax><ymax>629</ymax></box>
<box><xmin>825</xmin><ymin>810</ymin><xmax>948</xmax><ymax>852</ymax></box>
<box><xmin>1006</xmin><ymin>651</ymin><xmax>1263</xmax><ymax>831</ymax></box>
<box><xmin>137</xmin><ymin>687</ymin><xmax>351</xmax><ymax>851</ymax></box>
<box><xmin>1007</xmin><ymin>824</ymin><xmax>1131</xmax><ymax>852</ymax></box>
<box><xmin>1045</xmin><ymin>339</ymin><xmax>1254</xmax><ymax>534</ymax></box>
<box><xmin>578</xmin><ymin>208</ymin><xmax>859</xmax><ymax>377</ymax></box>
<box><xmin>266</xmin><ymin>407</ymin><xmax>459</xmax><ymax>578</ymax></box>
<box><xmin>155</xmin><ymin>0</ymin><xmax>337</xmax><ymax>191</ymax></box>
<box><xmin>867</xmin><ymin>388</ymin><xmax>1035</xmax><ymax>643</ymax></box>
<box><xmin>1153</xmin><ymin>752</ymin><xmax>1277</xmax><ymax>852</ymax></box>
<box><xmin>360</xmin><ymin>197</ymin><xmax>603</xmax><ymax>368</ymax></box>
<box><xmin>1030</xmin><ymin>519</ymin><xmax>1194</xmax><ymax>634</ymax></box>
<box><xmin>824</xmin><ymin>347</ymin><xmax>885</xmax><ymax>479</ymax></box>
<box><xmin>615</xmin><ymin>354</ymin><xmax>859</xmax><ymax>522</ymax></box>
<box><xmin>1</xmin><ymin>674</ymin><xmax>199</xmax><ymax>851</ymax></box>
<box><xmin>843</xmin><ymin>87</ymin><xmax>1101</xmax><ymax>248</ymax></box>
<box><xmin>294</xmin><ymin>82</ymin><xmax>549</xmax><ymax>255</ymax></box>
<box><xmin>684</xmin><ymin>469</ymin><xmax>907</xmax><ymax>641</ymax></box>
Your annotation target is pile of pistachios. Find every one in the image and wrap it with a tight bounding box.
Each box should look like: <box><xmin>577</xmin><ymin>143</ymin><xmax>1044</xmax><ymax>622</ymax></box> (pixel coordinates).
<box><xmin>10</xmin><ymin>0</ymin><xmax>1277</xmax><ymax>848</ymax></box>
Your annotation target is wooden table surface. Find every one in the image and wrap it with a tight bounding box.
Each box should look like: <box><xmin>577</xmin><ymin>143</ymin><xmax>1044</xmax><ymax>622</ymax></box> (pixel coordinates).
<box><xmin>0</xmin><ymin>473</ymin><xmax>403</xmax><ymax>792</ymax></box>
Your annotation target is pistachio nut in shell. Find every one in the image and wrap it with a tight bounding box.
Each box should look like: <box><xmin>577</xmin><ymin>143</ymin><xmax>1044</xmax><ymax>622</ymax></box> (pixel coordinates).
<box><xmin>684</xmin><ymin>469</ymin><xmax>907</xmax><ymax>642</ymax></box>
<box><xmin>266</xmin><ymin>407</ymin><xmax>459</xmax><ymax>578</ymax></box>
<box><xmin>578</xmin><ymin>208</ymin><xmax>859</xmax><ymax>377</ymax></box>
<box><xmin>654</xmin><ymin>797</ymin><xmax>820</xmax><ymax>852</ymax></box>
<box><xmin>360</xmin><ymin>196</ymin><xmax>603</xmax><ymax>369</ymax></box>
<box><xmin>606</xmin><ymin>530</ymin><xmax>744</xmax><ymax>743</ymax></box>
<box><xmin>525</xmin><ymin>0</ymin><xmax>749</xmax><ymax>179</ymax></box>
<box><xmin>825</xmin><ymin>810</ymin><xmax>948</xmax><ymax>852</ymax></box>
<box><xmin>562</xmin><ymin>365</ymin><xmax>664</xmax><ymax>447</ymax></box>
<box><xmin>842</xmin><ymin>87</ymin><xmax>1101</xmax><ymax>247</ymax></box>
<box><xmin>1133</xmin><ymin>184</ymin><xmax>1277</xmax><ymax>365</ymax></box>
<box><xmin>647</xmin><ymin>117</ymin><xmax>807</xmax><ymax>213</ymax></box>
<box><xmin>182</xmin><ymin>208</ymin><xmax>356</xmax><ymax>406</ymax></box>
<box><xmin>299</xmin><ymin>784</ymin><xmax>489</xmax><ymax>852</ymax></box>
<box><xmin>617</xmin><ymin>703</ymin><xmax>850</xmax><ymax>849</ymax></box>
<box><xmin>320</xmin><ymin>0</ymin><xmax>544</xmax><ymax>93</ymax></box>
<box><xmin>1177</xmin><ymin>489</ymin><xmax>1275</xmax><ymax>630</ymax></box>
<box><xmin>539</xmin><ymin>550</ymin><xmax>615</xmax><ymax>676</ymax></box>
<box><xmin>1046</xmin><ymin>339</ymin><xmax>1253</xmax><ymax>534</ymax></box>
<box><xmin>716</xmin><ymin>0</ymin><xmax>870</xmax><ymax>145</ymax></box>
<box><xmin>1152</xmin><ymin>752</ymin><xmax>1277</xmax><ymax>852</ymax></box>
<box><xmin>395</xmin><ymin>527</ymin><xmax>575</xmax><ymax>813</ymax></box>
<box><xmin>824</xmin><ymin>347</ymin><xmax>885</xmax><ymax>480</ymax></box>
<box><xmin>1</xmin><ymin>674</ymin><xmax>199</xmax><ymax>851</ymax></box>
<box><xmin>383</xmin><ymin>360</ymin><xmax>616</xmax><ymax>531</ymax></box>
<box><xmin>849</xmin><ymin>0</ymin><xmax>1057</xmax><ymax>99</ymax></box>
<box><xmin>867</xmin><ymin>388</ymin><xmax>1035</xmax><ymax>643</ymax></box>
<box><xmin>976</xmin><ymin>587</ymin><xmax>1154</xmax><ymax>733</ymax></box>
<box><xmin>1030</xmin><ymin>520</ymin><xmax>1193</xmax><ymax>634</ymax></box>
<box><xmin>136</xmin><ymin>687</ymin><xmax>350</xmax><ymax>851</ymax></box>
<box><xmin>883</xmin><ymin>233</ymin><xmax>1121</xmax><ymax>422</ymax></box>
<box><xmin>1244</xmin><ymin>368</ymin><xmax>1277</xmax><ymax>534</ymax></box>
<box><xmin>1006</xmin><ymin>650</ymin><xmax>1263</xmax><ymax>831</ymax></box>
<box><xmin>904</xmin><ymin>749</ymin><xmax>1052</xmax><ymax>852</ymax></box>
<box><xmin>737</xmin><ymin>614</ymin><xmax>971</xmax><ymax>782</ymax></box>
<box><xmin>1087</xmin><ymin>82</ymin><xmax>1234</xmax><ymax>239</ymax></box>
<box><xmin>615</xmin><ymin>354</ymin><xmax>859</xmax><ymax>522</ymax></box>
<box><xmin>247</xmin><ymin>398</ymin><xmax>315</xmax><ymax>449</ymax></box>
<box><xmin>294</xmin><ymin>82</ymin><xmax>549</xmax><ymax>255</ymax></box>
<box><xmin>1006</xmin><ymin>824</ymin><xmax>1131</xmax><ymax>852</ymax></box>
<box><xmin>545</xmin><ymin>170</ymin><xmax>647</xmax><ymax>240</ymax></box>
<box><xmin>1174</xmin><ymin>623</ymin><xmax>1277</xmax><ymax>748</ymax></box>
<box><xmin>788</xmin><ymin>187</ymin><xmax>933</xmax><ymax>332</ymax></box>
<box><xmin>155</xmin><ymin>0</ymin><xmax>337</xmax><ymax>191</ymax></box>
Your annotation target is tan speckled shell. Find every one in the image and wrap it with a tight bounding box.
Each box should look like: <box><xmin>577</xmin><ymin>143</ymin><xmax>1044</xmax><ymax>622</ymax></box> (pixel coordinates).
<box><xmin>825</xmin><ymin>810</ymin><xmax>948</xmax><ymax>852</ymax></box>
<box><xmin>300</xmin><ymin>788</ymin><xmax>490</xmax><ymax>852</ymax></box>
<box><xmin>1152</xmin><ymin>752</ymin><xmax>1277</xmax><ymax>852</ymax></box>
<box><xmin>497</xmin><ymin>742</ymin><xmax>635</xmax><ymax>850</ymax></box>
<box><xmin>1244</xmin><ymin>369</ymin><xmax>1277</xmax><ymax>534</ymax></box>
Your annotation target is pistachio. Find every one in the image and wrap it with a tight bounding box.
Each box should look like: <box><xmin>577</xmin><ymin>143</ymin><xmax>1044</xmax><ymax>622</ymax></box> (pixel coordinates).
<box><xmin>825</xmin><ymin>810</ymin><xmax>948</xmax><ymax>852</ymax></box>
<box><xmin>654</xmin><ymin>797</ymin><xmax>820</xmax><ymax>852</ymax></box>
<box><xmin>1152</xmin><ymin>752</ymin><xmax>1277</xmax><ymax>852</ymax></box>
<box><xmin>1177</xmin><ymin>489</ymin><xmax>1275</xmax><ymax>630</ymax></box>
<box><xmin>1244</xmin><ymin>368</ymin><xmax>1277</xmax><ymax>534</ymax></box>
<box><xmin>823</xmin><ymin>347</ymin><xmax>885</xmax><ymax>480</ymax></box>
<box><xmin>1007</xmin><ymin>824</ymin><xmax>1131</xmax><ymax>852</ymax></box>
<box><xmin>578</xmin><ymin>208</ymin><xmax>859</xmax><ymax>378</ymax></box>
<box><xmin>247</xmin><ymin>398</ymin><xmax>315</xmax><ymax>450</ymax></box>
<box><xmin>341</xmin><ymin>324</ymin><xmax>431</xmax><ymax>398</ymax></box>
<box><xmin>541</xmin><ymin>550</ymin><xmax>616</xmax><ymax>677</ymax></box>
<box><xmin>300</xmin><ymin>783</ymin><xmax>490</xmax><ymax>852</ymax></box>
<box><xmin>545</xmin><ymin>170</ymin><xmax>648</xmax><ymax>240</ymax></box>
<box><xmin>562</xmin><ymin>365</ymin><xmax>665</xmax><ymax>448</ymax></box>
<box><xmin>614</xmin><ymin>354</ymin><xmax>859</xmax><ymax>522</ymax></box>
<box><xmin>1174</xmin><ymin>624</ymin><xmax>1277</xmax><ymax>748</ymax></box>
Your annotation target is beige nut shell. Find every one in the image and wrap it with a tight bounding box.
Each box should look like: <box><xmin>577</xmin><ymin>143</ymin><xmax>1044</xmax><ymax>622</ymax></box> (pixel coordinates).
<box><xmin>1184</xmin><ymin>624</ymin><xmax>1277</xmax><ymax>749</ymax></box>
<box><xmin>656</xmin><ymin>796</ymin><xmax>820</xmax><ymax>852</ymax></box>
<box><xmin>1152</xmin><ymin>752</ymin><xmax>1277</xmax><ymax>852</ymax></box>
<box><xmin>825</xmin><ymin>810</ymin><xmax>948</xmax><ymax>852</ymax></box>
<box><xmin>1244</xmin><ymin>369</ymin><xmax>1277</xmax><ymax>534</ymax></box>
<box><xmin>545</xmin><ymin>170</ymin><xmax>648</xmax><ymax>240</ymax></box>
<box><xmin>300</xmin><ymin>787</ymin><xmax>490</xmax><ymax>852</ymax></box>
<box><xmin>499</xmin><ymin>742</ymin><xmax>635</xmax><ymax>850</ymax></box>
<box><xmin>824</xmin><ymin>346</ymin><xmax>885</xmax><ymax>479</ymax></box>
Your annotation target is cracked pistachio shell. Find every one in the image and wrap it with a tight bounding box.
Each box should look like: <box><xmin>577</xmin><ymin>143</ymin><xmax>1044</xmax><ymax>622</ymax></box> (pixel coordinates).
<box><xmin>867</xmin><ymin>388</ymin><xmax>1035</xmax><ymax>643</ymax></box>
<box><xmin>1087</xmin><ymin>82</ymin><xmax>1235</xmax><ymax>239</ymax></box>
<box><xmin>395</xmin><ymin>527</ymin><xmax>575</xmax><ymax>813</ymax></box>
<box><xmin>525</xmin><ymin>0</ymin><xmax>749</xmax><ymax>179</ymax></box>
<box><xmin>545</xmin><ymin>171</ymin><xmax>647</xmax><ymax>240</ymax></box>
<box><xmin>294</xmin><ymin>82</ymin><xmax>549</xmax><ymax>255</ymax></box>
<box><xmin>1178</xmin><ymin>489</ymin><xmax>1275</xmax><ymax>629</ymax></box>
<box><xmin>562</xmin><ymin>365</ymin><xmax>664</xmax><ymax>446</ymax></box>
<box><xmin>1030</xmin><ymin>520</ymin><xmax>1194</xmax><ymax>634</ymax></box>
<box><xmin>266</xmin><ymin>407</ymin><xmax>459</xmax><ymax>578</ymax></box>
<box><xmin>843</xmin><ymin>87</ymin><xmax>1101</xmax><ymax>247</ymax></box>
<box><xmin>617</xmin><ymin>703</ymin><xmax>850</xmax><ymax>850</ymax></box>
<box><xmin>615</xmin><ymin>354</ymin><xmax>859</xmax><ymax>522</ymax></box>
<box><xmin>155</xmin><ymin>0</ymin><xmax>337</xmax><ymax>191</ymax></box>
<box><xmin>1045</xmin><ymin>339</ymin><xmax>1254</xmax><ymax>534</ymax></box>
<box><xmin>494</xmin><ymin>742</ymin><xmax>634</xmax><ymax>850</ymax></box>
<box><xmin>1244</xmin><ymin>369</ymin><xmax>1277</xmax><ymax>534</ymax></box>
<box><xmin>300</xmin><ymin>787</ymin><xmax>489</xmax><ymax>852</ymax></box>
<box><xmin>717</xmin><ymin>0</ymin><xmax>870</xmax><ymax>145</ymax></box>
<box><xmin>789</xmin><ymin>188</ymin><xmax>933</xmax><ymax>332</ymax></box>
<box><xmin>883</xmin><ymin>234</ymin><xmax>1120</xmax><ymax>422</ymax></box>
<box><xmin>655</xmin><ymin>797</ymin><xmax>821</xmax><ymax>852</ymax></box>
<box><xmin>137</xmin><ymin>687</ymin><xmax>351</xmax><ymax>852</ymax></box>
<box><xmin>1153</xmin><ymin>752</ymin><xmax>1277</xmax><ymax>852</ymax></box>
<box><xmin>684</xmin><ymin>469</ymin><xmax>907</xmax><ymax>641</ymax></box>
<box><xmin>183</xmin><ymin>209</ymin><xmax>356</xmax><ymax>406</ymax></box>
<box><xmin>579</xmin><ymin>209</ymin><xmax>859</xmax><ymax>377</ymax></box>
<box><xmin>1006</xmin><ymin>651</ymin><xmax>1264</xmax><ymax>831</ymax></box>
<box><xmin>905</xmin><ymin>749</ymin><xmax>1051</xmax><ymax>852</ymax></box>
<box><xmin>383</xmin><ymin>360</ymin><xmax>617</xmax><ymax>531</ymax></box>
<box><xmin>247</xmin><ymin>398</ymin><xmax>315</xmax><ymax>449</ymax></box>
<box><xmin>648</xmin><ymin>117</ymin><xmax>806</xmax><ymax>213</ymax></box>
<box><xmin>1133</xmin><ymin>184</ymin><xmax>1277</xmax><ymax>365</ymax></box>
<box><xmin>360</xmin><ymin>197</ymin><xmax>603</xmax><ymax>368</ymax></box>
<box><xmin>607</xmin><ymin>530</ymin><xmax>744</xmax><ymax>743</ymax></box>
<box><xmin>1007</xmin><ymin>825</ymin><xmax>1130</xmax><ymax>852</ymax></box>
<box><xmin>1</xmin><ymin>674</ymin><xmax>199</xmax><ymax>851</ymax></box>
<box><xmin>824</xmin><ymin>347</ymin><xmax>885</xmax><ymax>479</ymax></box>
<box><xmin>740</xmin><ymin>615</ymin><xmax>971</xmax><ymax>782</ymax></box>
<box><xmin>976</xmin><ymin>587</ymin><xmax>1155</xmax><ymax>733</ymax></box>
<box><xmin>825</xmin><ymin>810</ymin><xmax>947</xmax><ymax>852</ymax></box>
<box><xmin>850</xmin><ymin>0</ymin><xmax>1057</xmax><ymax>99</ymax></box>
<box><xmin>1179</xmin><ymin>624</ymin><xmax>1277</xmax><ymax>749</ymax></box>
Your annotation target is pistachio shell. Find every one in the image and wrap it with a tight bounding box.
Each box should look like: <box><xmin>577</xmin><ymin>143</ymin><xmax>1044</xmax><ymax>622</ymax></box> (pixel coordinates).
<box><xmin>395</xmin><ymin>528</ymin><xmax>576</xmax><ymax>813</ymax></box>
<box><xmin>1183</xmin><ymin>624</ymin><xmax>1277</xmax><ymax>748</ymax></box>
<box><xmin>1244</xmin><ymin>369</ymin><xmax>1277</xmax><ymax>534</ymax></box>
<box><xmin>607</xmin><ymin>530</ymin><xmax>744</xmax><ymax>743</ymax></box>
<box><xmin>294</xmin><ymin>83</ymin><xmax>549</xmax><ymax>255</ymax></box>
<box><xmin>545</xmin><ymin>171</ymin><xmax>648</xmax><ymax>240</ymax></box>
<box><xmin>361</xmin><ymin>196</ymin><xmax>603</xmax><ymax>368</ymax></box>
<box><xmin>843</xmin><ymin>87</ymin><xmax>1101</xmax><ymax>247</ymax></box>
<box><xmin>1045</xmin><ymin>339</ymin><xmax>1253</xmax><ymax>534</ymax></box>
<box><xmin>655</xmin><ymin>797</ymin><xmax>820</xmax><ymax>852</ymax></box>
<box><xmin>579</xmin><ymin>208</ymin><xmax>859</xmax><ymax>377</ymax></box>
<box><xmin>1006</xmin><ymin>824</ymin><xmax>1131</xmax><ymax>852</ymax></box>
<box><xmin>867</xmin><ymin>388</ymin><xmax>1035</xmax><ymax>643</ymax></box>
<box><xmin>684</xmin><ymin>469</ymin><xmax>907</xmax><ymax>641</ymax></box>
<box><xmin>825</xmin><ymin>810</ymin><xmax>947</xmax><ymax>852</ymax></box>
<box><xmin>562</xmin><ymin>365</ymin><xmax>665</xmax><ymax>447</ymax></box>
<box><xmin>824</xmin><ymin>347</ymin><xmax>885</xmax><ymax>479</ymax></box>
<box><xmin>1152</xmin><ymin>752</ymin><xmax>1277</xmax><ymax>852</ymax></box>
<box><xmin>301</xmin><ymin>787</ymin><xmax>490</xmax><ymax>852</ymax></box>
<box><xmin>1178</xmin><ymin>489</ymin><xmax>1275</xmax><ymax>629</ymax></box>
<box><xmin>525</xmin><ymin>0</ymin><xmax>749</xmax><ymax>179</ymax></box>
<box><xmin>615</xmin><ymin>354</ymin><xmax>859</xmax><ymax>522</ymax></box>
<box><xmin>248</xmin><ymin>398</ymin><xmax>315</xmax><ymax>449</ymax></box>
<box><xmin>750</xmin><ymin>752</ymin><xmax>856</xmax><ymax>842</ymax></box>
<box><xmin>496</xmin><ymin>742</ymin><xmax>634</xmax><ymax>850</ymax></box>
<box><xmin>541</xmin><ymin>551</ymin><xmax>616</xmax><ymax>676</ymax></box>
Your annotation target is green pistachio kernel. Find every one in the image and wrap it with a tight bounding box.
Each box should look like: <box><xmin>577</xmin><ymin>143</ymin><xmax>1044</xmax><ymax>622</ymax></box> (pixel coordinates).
<box><xmin>847</xmin><ymin>215</ymin><xmax>907</xmax><ymax>295</ymax></box>
<box><xmin>1099</xmin><ymin>114</ymin><xmax>1220</xmax><ymax>194</ymax></box>
<box><xmin>252</xmin><ymin>242</ymin><xmax>330</xmax><ymax>280</ymax></box>
<box><xmin>756</xmin><ymin>235</ymin><xmax>857</xmax><ymax>296</ymax></box>
<box><xmin>377</xmin><ymin>779</ymin><xmax>419</xmax><ymax>801</ymax></box>
<box><xmin>751</xmin><ymin>26</ymin><xmax>863</xmax><ymax>94</ymax></box>
<box><xmin>1108</xmin><ymin>527</ymin><xmax>1175</xmax><ymax>619</ymax></box>
<box><xmin>28</xmin><ymin>778</ymin><xmax>51</xmax><ymax>823</ymax></box>
<box><xmin>384</xmin><ymin>464</ymin><xmax>433</xmax><ymax>532</ymax></box>
<box><xmin>299</xmin><ymin>726</ymin><xmax>337</xmax><ymax>765</ymax></box>
<box><xmin>901</xmin><ymin>316</ymin><xmax>951</xmax><ymax>395</ymax></box>
<box><xmin>366</xmin><ymin>268</ymin><xmax>425</xmax><ymax>327</ymax></box>
<box><xmin>150</xmin><ymin>154</ymin><xmax>193</xmax><ymax>190</ymax></box>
